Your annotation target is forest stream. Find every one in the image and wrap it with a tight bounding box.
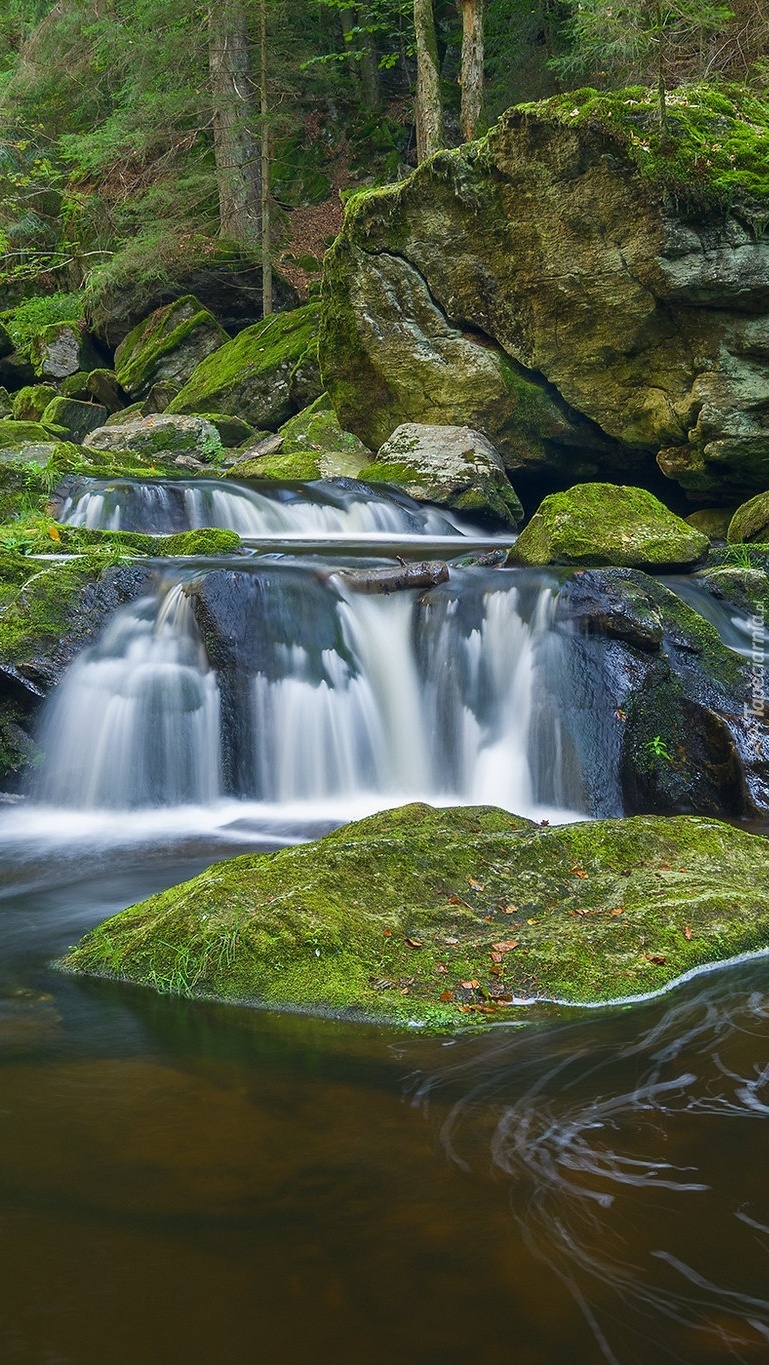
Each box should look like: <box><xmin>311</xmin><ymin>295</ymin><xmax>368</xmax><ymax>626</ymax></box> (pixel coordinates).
<box><xmin>1</xmin><ymin>478</ymin><xmax>769</xmax><ymax>1365</ymax></box>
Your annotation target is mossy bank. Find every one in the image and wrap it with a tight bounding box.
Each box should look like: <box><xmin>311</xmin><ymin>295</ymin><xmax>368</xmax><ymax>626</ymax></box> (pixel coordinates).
<box><xmin>59</xmin><ymin>803</ymin><xmax>769</xmax><ymax>1030</ymax></box>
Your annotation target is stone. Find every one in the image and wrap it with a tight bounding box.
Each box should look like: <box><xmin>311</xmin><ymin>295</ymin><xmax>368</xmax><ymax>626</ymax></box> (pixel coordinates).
<box><xmin>84</xmin><ymin>414</ymin><xmax>223</xmax><ymax>463</ymax></box>
<box><xmin>727</xmin><ymin>491</ymin><xmax>769</xmax><ymax>543</ymax></box>
<box><xmin>685</xmin><ymin>508</ymin><xmax>735</xmax><ymax>540</ymax></box>
<box><xmin>40</xmin><ymin>398</ymin><xmax>108</xmax><ymax>444</ymax></box>
<box><xmin>0</xmin><ymin>420</ymin><xmax>55</xmax><ymax>451</ymax></box>
<box><xmin>508</xmin><ymin>484</ymin><xmax>709</xmax><ymax>569</ymax></box>
<box><xmin>168</xmin><ymin>302</ymin><xmax>322</xmax><ymax>429</ymax></box>
<box><xmin>114</xmin><ymin>296</ymin><xmax>229</xmax><ymax>402</ymax></box>
<box><xmin>319</xmin><ymin>88</ymin><xmax>769</xmax><ymax>499</ymax></box>
<box><xmin>362</xmin><ymin>422</ymin><xmax>523</xmax><ymax>525</ymax></box>
<box><xmin>196</xmin><ymin>413</ymin><xmax>254</xmax><ymax>447</ymax></box>
<box><xmin>29</xmin><ymin>322</ymin><xmax>105</xmax><ymax>380</ymax></box>
<box><xmin>56</xmin><ymin>802</ymin><xmax>769</xmax><ymax>1027</ymax></box>
<box><xmin>85</xmin><ymin>370</ymin><xmax>128</xmax><ymax>413</ymax></box>
<box><xmin>11</xmin><ymin>385</ymin><xmax>58</xmax><ymax>422</ymax></box>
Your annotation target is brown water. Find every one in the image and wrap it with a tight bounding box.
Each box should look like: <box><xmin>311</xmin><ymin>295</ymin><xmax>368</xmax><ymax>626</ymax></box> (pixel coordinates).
<box><xmin>1</xmin><ymin>825</ymin><xmax>769</xmax><ymax>1365</ymax></box>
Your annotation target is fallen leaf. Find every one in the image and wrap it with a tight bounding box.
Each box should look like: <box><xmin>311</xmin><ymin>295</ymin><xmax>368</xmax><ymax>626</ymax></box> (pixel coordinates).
<box><xmin>382</xmin><ymin>928</ymin><xmax>392</xmax><ymax>937</ymax></box>
<box><xmin>468</xmin><ymin>877</ymin><xmax>485</xmax><ymax>891</ymax></box>
<box><xmin>47</xmin><ymin>524</ymin><xmax>61</xmax><ymax>542</ymax></box>
<box><xmin>527</xmin><ymin>918</ymin><xmax>539</xmax><ymax>925</ymax></box>
<box><xmin>492</xmin><ymin>940</ymin><xmax>519</xmax><ymax>952</ymax></box>
<box><xmin>447</xmin><ymin>895</ymin><xmax>463</xmax><ymax>905</ymax></box>
<box><xmin>435</xmin><ymin>963</ymin><xmax>448</xmax><ymax>974</ymax></box>
<box><xmin>501</xmin><ymin>904</ymin><xmax>518</xmax><ymax>914</ymax></box>
<box><xmin>404</xmin><ymin>937</ymin><xmax>423</xmax><ymax>949</ymax></box>
<box><xmin>460</xmin><ymin>979</ymin><xmax>480</xmax><ymax>989</ymax></box>
<box><xmin>684</xmin><ymin>925</ymin><xmax>692</xmax><ymax>940</ymax></box>
<box><xmin>610</xmin><ymin>906</ymin><xmax>625</xmax><ymax>916</ymax></box>
<box><xmin>571</xmin><ymin>866</ymin><xmax>588</xmax><ymax>879</ymax></box>
<box><xmin>439</xmin><ymin>990</ymin><xmax>454</xmax><ymax>1003</ymax></box>
<box><xmin>490</xmin><ymin>951</ymin><xmax>503</xmax><ymax>964</ymax></box>
<box><xmin>645</xmin><ymin>954</ymin><xmax>667</xmax><ymax>965</ymax></box>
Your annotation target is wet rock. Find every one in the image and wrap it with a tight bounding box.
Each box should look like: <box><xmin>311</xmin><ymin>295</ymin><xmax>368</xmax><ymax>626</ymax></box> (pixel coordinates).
<box><xmin>337</xmin><ymin>560</ymin><xmax>449</xmax><ymax>594</ymax></box>
<box><xmin>58</xmin><ymin>802</ymin><xmax>769</xmax><ymax>1026</ymax></box>
<box><xmin>508</xmin><ymin>484</ymin><xmax>708</xmax><ymax>570</ymax></box>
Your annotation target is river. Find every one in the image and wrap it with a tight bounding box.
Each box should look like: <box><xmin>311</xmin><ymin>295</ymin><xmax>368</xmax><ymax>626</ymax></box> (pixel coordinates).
<box><xmin>1</xmin><ymin>477</ymin><xmax>768</xmax><ymax>1363</ymax></box>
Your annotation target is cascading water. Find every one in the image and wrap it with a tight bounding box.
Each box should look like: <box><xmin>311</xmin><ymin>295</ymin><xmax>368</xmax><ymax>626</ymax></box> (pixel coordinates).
<box><xmin>33</xmin><ymin>581</ymin><xmax>221</xmax><ymax>809</ymax></box>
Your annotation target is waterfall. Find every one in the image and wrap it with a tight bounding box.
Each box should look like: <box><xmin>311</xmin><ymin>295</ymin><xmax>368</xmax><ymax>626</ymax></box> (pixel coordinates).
<box><xmin>32</xmin><ymin>563</ymin><xmax>584</xmax><ymax>818</ymax></box>
<box><xmin>34</xmin><ymin>582</ymin><xmax>221</xmax><ymax>809</ymax></box>
<box><xmin>58</xmin><ymin>477</ymin><xmax>476</xmax><ymax>539</ymax></box>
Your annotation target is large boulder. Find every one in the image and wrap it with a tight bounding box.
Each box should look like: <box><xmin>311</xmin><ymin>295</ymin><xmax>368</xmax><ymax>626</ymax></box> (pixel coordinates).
<box><xmin>40</xmin><ymin>397</ymin><xmax>108</xmax><ymax>444</ymax></box>
<box><xmin>168</xmin><ymin>302</ymin><xmax>322</xmax><ymax>429</ymax></box>
<box><xmin>360</xmin><ymin>422</ymin><xmax>523</xmax><ymax>525</ymax></box>
<box><xmin>727</xmin><ymin>491</ymin><xmax>769</xmax><ymax>543</ymax></box>
<box><xmin>320</xmin><ymin>87</ymin><xmax>769</xmax><ymax>499</ymax></box>
<box><xmin>57</xmin><ymin>802</ymin><xmax>769</xmax><ymax>1026</ymax></box>
<box><xmin>508</xmin><ymin>483</ymin><xmax>708</xmax><ymax>568</ymax></box>
<box><xmin>84</xmin><ymin>414</ymin><xmax>222</xmax><ymax>464</ymax></box>
<box><xmin>113</xmin><ymin>296</ymin><xmax>229</xmax><ymax>402</ymax></box>
<box><xmin>29</xmin><ymin>321</ymin><xmax>106</xmax><ymax>380</ymax></box>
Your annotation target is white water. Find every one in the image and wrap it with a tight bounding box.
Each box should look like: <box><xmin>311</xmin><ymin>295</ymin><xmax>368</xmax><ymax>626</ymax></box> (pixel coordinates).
<box><xmin>58</xmin><ymin>477</ymin><xmax>479</xmax><ymax>539</ymax></box>
<box><xmin>30</xmin><ymin>565</ymin><xmax>583</xmax><ymax>822</ymax></box>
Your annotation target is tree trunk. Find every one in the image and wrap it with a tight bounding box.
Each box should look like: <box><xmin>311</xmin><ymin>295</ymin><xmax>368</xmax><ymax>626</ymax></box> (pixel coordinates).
<box><xmin>259</xmin><ymin>0</ymin><xmax>272</xmax><ymax>316</ymax></box>
<box><xmin>414</xmin><ymin>0</ymin><xmax>443</xmax><ymax>161</ymax></box>
<box><xmin>208</xmin><ymin>0</ymin><xmax>261</xmax><ymax>246</ymax></box>
<box><xmin>458</xmin><ymin>0</ymin><xmax>484</xmax><ymax>141</ymax></box>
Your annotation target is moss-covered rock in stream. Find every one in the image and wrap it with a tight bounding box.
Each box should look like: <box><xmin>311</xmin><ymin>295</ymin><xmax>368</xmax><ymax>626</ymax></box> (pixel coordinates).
<box><xmin>167</xmin><ymin>302</ymin><xmax>322</xmax><ymax>429</ymax></box>
<box><xmin>57</xmin><ymin>802</ymin><xmax>769</xmax><ymax>1027</ymax></box>
<box><xmin>360</xmin><ymin>423</ymin><xmax>523</xmax><ymax>526</ymax></box>
<box><xmin>228</xmin><ymin>395</ymin><xmax>371</xmax><ymax>480</ymax></box>
<box><xmin>508</xmin><ymin>484</ymin><xmax>708</xmax><ymax>569</ymax></box>
<box><xmin>320</xmin><ymin>86</ymin><xmax>769</xmax><ymax>499</ymax></box>
<box><xmin>554</xmin><ymin>566</ymin><xmax>769</xmax><ymax>817</ymax></box>
<box><xmin>113</xmin><ymin>296</ymin><xmax>229</xmax><ymax>403</ymax></box>
<box><xmin>83</xmin><ymin>414</ymin><xmax>223</xmax><ymax>464</ymax></box>
<box><xmin>0</xmin><ymin>518</ymin><xmax>243</xmax><ymax>560</ymax></box>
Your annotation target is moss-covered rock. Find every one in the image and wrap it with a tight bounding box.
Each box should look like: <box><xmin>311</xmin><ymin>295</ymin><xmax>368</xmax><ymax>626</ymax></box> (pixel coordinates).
<box><xmin>685</xmin><ymin>507</ymin><xmax>735</xmax><ymax>540</ymax></box>
<box><xmin>57</xmin><ymin>802</ymin><xmax>769</xmax><ymax>1027</ymax></box>
<box><xmin>167</xmin><ymin>302</ymin><xmax>322</xmax><ymax>429</ymax></box>
<box><xmin>83</xmin><ymin>414</ymin><xmax>222</xmax><ymax>463</ymax></box>
<box><xmin>362</xmin><ymin>422</ymin><xmax>523</xmax><ymax>525</ymax></box>
<box><xmin>508</xmin><ymin>484</ymin><xmax>709</xmax><ymax>569</ymax></box>
<box><xmin>197</xmin><ymin>413</ymin><xmax>254</xmax><ymax>447</ymax></box>
<box><xmin>0</xmin><ymin>419</ymin><xmax>56</xmax><ymax>451</ymax></box>
<box><xmin>727</xmin><ymin>491</ymin><xmax>769</xmax><ymax>543</ymax></box>
<box><xmin>0</xmin><ymin>518</ymin><xmax>243</xmax><ymax>559</ymax></box>
<box><xmin>84</xmin><ymin>370</ymin><xmax>128</xmax><ymax>413</ymax></box>
<box><xmin>279</xmin><ymin>393</ymin><xmax>372</xmax><ymax>460</ymax></box>
<box><xmin>40</xmin><ymin>397</ymin><xmax>108</xmax><ymax>444</ymax></box>
<box><xmin>0</xmin><ymin>387</ymin><xmax>13</xmax><ymax>418</ymax></box>
<box><xmin>29</xmin><ymin>321</ymin><xmax>105</xmax><ymax>380</ymax></box>
<box><xmin>114</xmin><ymin>296</ymin><xmax>229</xmax><ymax>402</ymax></box>
<box><xmin>11</xmin><ymin>385</ymin><xmax>58</xmax><ymax>422</ymax></box>
<box><xmin>320</xmin><ymin>86</ymin><xmax>769</xmax><ymax>499</ymax></box>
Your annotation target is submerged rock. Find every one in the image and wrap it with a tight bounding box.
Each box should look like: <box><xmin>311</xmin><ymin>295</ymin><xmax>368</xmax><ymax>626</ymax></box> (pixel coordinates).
<box><xmin>508</xmin><ymin>484</ymin><xmax>708</xmax><ymax>569</ymax></box>
<box><xmin>361</xmin><ymin>422</ymin><xmax>523</xmax><ymax>526</ymax></box>
<box><xmin>58</xmin><ymin>802</ymin><xmax>769</xmax><ymax>1028</ymax></box>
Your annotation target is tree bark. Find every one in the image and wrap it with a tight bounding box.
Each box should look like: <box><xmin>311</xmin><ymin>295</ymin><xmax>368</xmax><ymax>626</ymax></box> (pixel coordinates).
<box><xmin>208</xmin><ymin>0</ymin><xmax>261</xmax><ymax>246</ymax></box>
<box><xmin>414</xmin><ymin>0</ymin><xmax>443</xmax><ymax>162</ymax></box>
<box><xmin>458</xmin><ymin>0</ymin><xmax>484</xmax><ymax>142</ymax></box>
<box><xmin>259</xmin><ymin>0</ymin><xmax>272</xmax><ymax>315</ymax></box>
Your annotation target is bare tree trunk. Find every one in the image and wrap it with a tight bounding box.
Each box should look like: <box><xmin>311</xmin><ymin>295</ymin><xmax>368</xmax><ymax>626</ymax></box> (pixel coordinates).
<box><xmin>414</xmin><ymin>0</ymin><xmax>443</xmax><ymax>161</ymax></box>
<box><xmin>259</xmin><ymin>0</ymin><xmax>272</xmax><ymax>316</ymax></box>
<box><xmin>459</xmin><ymin>0</ymin><xmax>484</xmax><ymax>141</ymax></box>
<box><xmin>208</xmin><ymin>0</ymin><xmax>261</xmax><ymax>246</ymax></box>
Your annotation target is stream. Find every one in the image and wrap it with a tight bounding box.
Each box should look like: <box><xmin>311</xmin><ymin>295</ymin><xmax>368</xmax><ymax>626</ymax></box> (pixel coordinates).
<box><xmin>1</xmin><ymin>476</ymin><xmax>768</xmax><ymax>1364</ymax></box>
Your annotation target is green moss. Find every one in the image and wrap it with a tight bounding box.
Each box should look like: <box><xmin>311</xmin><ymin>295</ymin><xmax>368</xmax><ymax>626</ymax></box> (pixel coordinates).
<box><xmin>57</xmin><ymin>803</ymin><xmax>769</xmax><ymax>1028</ymax></box>
<box><xmin>167</xmin><ymin>303</ymin><xmax>321</xmax><ymax>428</ymax></box>
<box><xmin>0</xmin><ymin>292</ymin><xmax>84</xmax><ymax>360</ymax></box>
<box><xmin>11</xmin><ymin>386</ymin><xmax>58</xmax><ymax>422</ymax></box>
<box><xmin>508</xmin><ymin>483</ymin><xmax>709</xmax><ymax>569</ymax></box>
<box><xmin>0</xmin><ymin>420</ymin><xmax>55</xmax><ymax>450</ymax></box>
<box><xmin>522</xmin><ymin>84</ymin><xmax>769</xmax><ymax>223</ymax></box>
<box><xmin>114</xmin><ymin>296</ymin><xmax>228</xmax><ymax>399</ymax></box>
<box><xmin>0</xmin><ymin>549</ymin><xmax>105</xmax><ymax>665</ymax></box>
<box><xmin>727</xmin><ymin>491</ymin><xmax>769</xmax><ymax>544</ymax></box>
<box><xmin>229</xmin><ymin>452</ymin><xmax>324</xmax><ymax>482</ymax></box>
<box><xmin>358</xmin><ymin>459</ymin><xmax>424</xmax><ymax>486</ymax></box>
<box><xmin>0</xmin><ymin>517</ymin><xmax>242</xmax><ymax>560</ymax></box>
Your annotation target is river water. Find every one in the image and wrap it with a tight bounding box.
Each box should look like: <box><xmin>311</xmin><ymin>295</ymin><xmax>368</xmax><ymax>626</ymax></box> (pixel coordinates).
<box><xmin>1</xmin><ymin>478</ymin><xmax>768</xmax><ymax>1364</ymax></box>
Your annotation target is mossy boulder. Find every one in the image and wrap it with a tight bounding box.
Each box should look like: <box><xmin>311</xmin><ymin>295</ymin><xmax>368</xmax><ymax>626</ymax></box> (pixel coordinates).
<box><xmin>685</xmin><ymin>507</ymin><xmax>735</xmax><ymax>540</ymax></box>
<box><xmin>113</xmin><ymin>296</ymin><xmax>229</xmax><ymax>402</ymax></box>
<box><xmin>197</xmin><ymin>413</ymin><xmax>254</xmax><ymax>447</ymax></box>
<box><xmin>84</xmin><ymin>370</ymin><xmax>128</xmax><ymax>413</ymax></box>
<box><xmin>167</xmin><ymin>302</ymin><xmax>322</xmax><ymax>430</ymax></box>
<box><xmin>508</xmin><ymin>484</ymin><xmax>708</xmax><ymax>569</ymax></box>
<box><xmin>40</xmin><ymin>397</ymin><xmax>108</xmax><ymax>444</ymax></box>
<box><xmin>727</xmin><ymin>491</ymin><xmax>769</xmax><ymax>544</ymax></box>
<box><xmin>29</xmin><ymin>322</ymin><xmax>105</xmax><ymax>380</ymax></box>
<box><xmin>320</xmin><ymin>86</ymin><xmax>769</xmax><ymax>499</ymax></box>
<box><xmin>0</xmin><ymin>419</ymin><xmax>56</xmax><ymax>451</ymax></box>
<box><xmin>11</xmin><ymin>385</ymin><xmax>58</xmax><ymax>422</ymax></box>
<box><xmin>83</xmin><ymin>414</ymin><xmax>222</xmax><ymax>464</ymax></box>
<box><xmin>57</xmin><ymin>802</ymin><xmax>769</xmax><ymax>1027</ymax></box>
<box><xmin>362</xmin><ymin>423</ymin><xmax>523</xmax><ymax>525</ymax></box>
